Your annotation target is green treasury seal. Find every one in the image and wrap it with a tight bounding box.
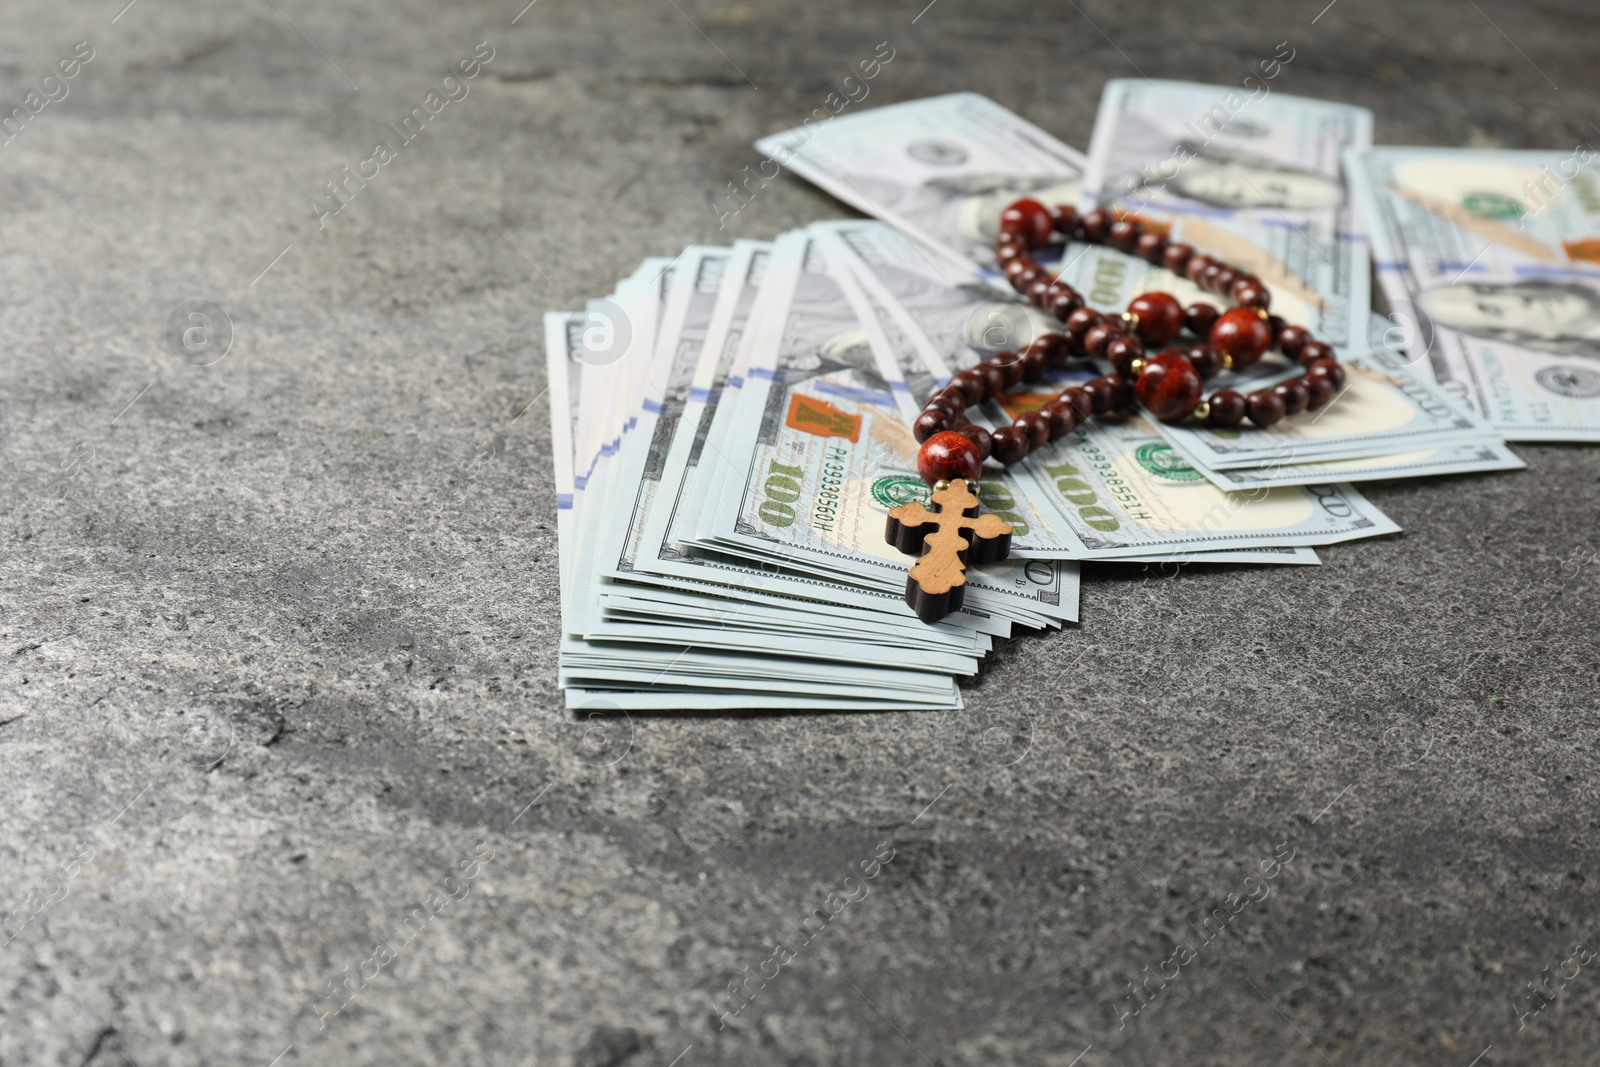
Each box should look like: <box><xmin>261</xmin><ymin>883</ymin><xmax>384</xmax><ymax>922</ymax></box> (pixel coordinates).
<box><xmin>870</xmin><ymin>475</ymin><xmax>931</xmax><ymax>509</ymax></box>
<box><xmin>1134</xmin><ymin>441</ymin><xmax>1204</xmax><ymax>483</ymax></box>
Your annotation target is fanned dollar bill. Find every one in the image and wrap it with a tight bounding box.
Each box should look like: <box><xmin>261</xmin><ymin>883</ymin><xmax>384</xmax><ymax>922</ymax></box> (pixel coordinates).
<box><xmin>754</xmin><ymin>92</ymin><xmax>1086</xmax><ymax>279</ymax></box>
<box><xmin>1082</xmin><ymin>79</ymin><xmax>1371</xmax><ymax>352</ymax></box>
<box><xmin>1346</xmin><ymin>145</ymin><xmax>1600</xmax><ymax>441</ymax></box>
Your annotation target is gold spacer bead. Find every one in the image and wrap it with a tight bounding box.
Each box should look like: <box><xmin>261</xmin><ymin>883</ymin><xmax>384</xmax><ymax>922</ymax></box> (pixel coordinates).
<box><xmin>1256</xmin><ymin>307</ymin><xmax>1270</xmax><ymax>320</ymax></box>
<box><xmin>1222</xmin><ymin>351</ymin><xmax>1234</xmax><ymax>371</ymax></box>
<box><xmin>933</xmin><ymin>479</ymin><xmax>951</xmax><ymax>493</ymax></box>
<box><xmin>1192</xmin><ymin>400</ymin><xmax>1211</xmax><ymax>422</ymax></box>
<box><xmin>1122</xmin><ymin>310</ymin><xmax>1141</xmax><ymax>332</ymax></box>
<box><xmin>1128</xmin><ymin>357</ymin><xmax>1148</xmax><ymax>376</ymax></box>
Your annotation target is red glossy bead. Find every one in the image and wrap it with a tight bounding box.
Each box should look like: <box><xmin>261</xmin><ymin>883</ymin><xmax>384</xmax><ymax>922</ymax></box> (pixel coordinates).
<box><xmin>1277</xmin><ymin>324</ymin><xmax>1311</xmax><ymax>360</ymax></box>
<box><xmin>1109</xmin><ymin>218</ymin><xmax>1143</xmax><ymax>252</ymax></box>
<box><xmin>1306</xmin><ymin>358</ymin><xmax>1346</xmax><ymax>391</ymax></box>
<box><xmin>1016</xmin><ymin>411</ymin><xmax>1051</xmax><ymax>448</ymax></box>
<box><xmin>1245</xmin><ymin>389</ymin><xmax>1286</xmax><ymax>428</ymax></box>
<box><xmin>1127</xmin><ymin>291</ymin><xmax>1186</xmax><ymax>346</ymax></box>
<box><xmin>1199</xmin><ymin>262</ymin><xmax>1225</xmax><ymax>293</ymax></box>
<box><xmin>950</xmin><ymin>370</ymin><xmax>987</xmax><ymax>405</ymax></box>
<box><xmin>913</xmin><ymin>409</ymin><xmax>950</xmax><ymax>442</ymax></box>
<box><xmin>1042</xmin><ymin>399</ymin><xmax>1079</xmax><ymax>438</ymax></box>
<box><xmin>917</xmin><ymin>429</ymin><xmax>984</xmax><ymax>485</ymax></box>
<box><xmin>1019</xmin><ymin>345</ymin><xmax>1048</xmax><ymax>382</ymax></box>
<box><xmin>1186</xmin><ymin>344</ymin><xmax>1226</xmax><ymax>378</ymax></box>
<box><xmin>1212</xmin><ymin>266</ymin><xmax>1239</xmax><ymax>295</ymax></box>
<box><xmin>1304</xmin><ymin>374</ymin><xmax>1335</xmax><ymax>409</ymax></box>
<box><xmin>1061</xmin><ymin>385</ymin><xmax>1095</xmax><ymax>421</ymax></box>
<box><xmin>1080</xmin><ymin>209</ymin><xmax>1112</xmax><ymax>242</ymax></box>
<box><xmin>999</xmin><ymin>198</ymin><xmax>1055</xmax><ymax>249</ymax></box>
<box><xmin>1109</xmin><ymin>375</ymin><xmax>1137</xmax><ymax>410</ymax></box>
<box><xmin>956</xmin><ymin>423</ymin><xmax>993</xmax><ymax>461</ymax></box>
<box><xmin>1185</xmin><ymin>254</ymin><xmax>1214</xmax><ymax>284</ymax></box>
<box><xmin>1137</xmin><ymin>231</ymin><xmax>1168</xmax><ymax>264</ymax></box>
<box><xmin>1206</xmin><ymin>389</ymin><xmax>1247</xmax><ymax>428</ymax></box>
<box><xmin>1232</xmin><ymin>278</ymin><xmax>1271</xmax><ymax>310</ymax></box>
<box><xmin>1135</xmin><ymin>352</ymin><xmax>1205</xmax><ymax>423</ymax></box>
<box><xmin>1274</xmin><ymin>379</ymin><xmax>1309</xmax><ymax>416</ymax></box>
<box><xmin>986</xmin><ymin>351</ymin><xmax>1025</xmax><ymax>389</ymax></box>
<box><xmin>1026</xmin><ymin>277</ymin><xmax>1054</xmax><ymax>307</ymax></box>
<box><xmin>1065</xmin><ymin>308</ymin><xmax>1101</xmax><ymax>344</ymax></box>
<box><xmin>1210</xmin><ymin>307</ymin><xmax>1275</xmax><ymax>371</ymax></box>
<box><xmin>1026</xmin><ymin>332</ymin><xmax>1070</xmax><ymax>368</ymax></box>
<box><xmin>1298</xmin><ymin>340</ymin><xmax>1335</xmax><ymax>368</ymax></box>
<box><xmin>990</xmin><ymin>424</ymin><xmax>1031</xmax><ymax>465</ymax></box>
<box><xmin>1054</xmin><ymin>205</ymin><xmax>1081</xmax><ymax>234</ymax></box>
<box><xmin>1184</xmin><ymin>302</ymin><xmax>1220</xmax><ymax>337</ymax></box>
<box><xmin>1162</xmin><ymin>242</ymin><xmax>1194</xmax><ymax>275</ymax></box>
<box><xmin>1105</xmin><ymin>335</ymin><xmax>1147</xmax><ymax>377</ymax></box>
<box><xmin>1048</xmin><ymin>287</ymin><xmax>1083</xmax><ymax>321</ymax></box>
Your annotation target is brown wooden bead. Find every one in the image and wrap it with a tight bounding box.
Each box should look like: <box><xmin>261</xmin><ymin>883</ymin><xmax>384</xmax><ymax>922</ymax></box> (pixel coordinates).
<box><xmin>1186</xmin><ymin>344</ymin><xmax>1226</xmax><ymax>378</ymax></box>
<box><xmin>1136</xmin><ymin>231</ymin><xmax>1168</xmax><ymax>264</ymax></box>
<box><xmin>1054</xmin><ymin>205</ymin><xmax>1081</xmax><ymax>235</ymax></box>
<box><xmin>1135</xmin><ymin>351</ymin><xmax>1205</xmax><ymax>423</ymax></box>
<box><xmin>1162</xmin><ymin>242</ymin><xmax>1194</xmax><ymax>275</ymax></box>
<box><xmin>1184</xmin><ymin>254</ymin><xmax>1214</xmax><ymax>284</ymax></box>
<box><xmin>1105</xmin><ymin>335</ymin><xmax>1147</xmax><ymax>377</ymax></box>
<box><xmin>1004</xmin><ymin>258</ymin><xmax>1042</xmax><ymax>287</ymax></box>
<box><xmin>976</xmin><ymin>363</ymin><xmax>1007</xmax><ymax>399</ymax></box>
<box><xmin>995</xmin><ymin>241</ymin><xmax>1027</xmax><ymax>264</ymax></box>
<box><xmin>1048</xmin><ymin>287</ymin><xmax>1083</xmax><ymax>321</ymax></box>
<box><xmin>1210</xmin><ymin>307</ymin><xmax>1275</xmax><ymax>371</ymax></box>
<box><xmin>1042</xmin><ymin>399</ymin><xmax>1078</xmax><ymax>439</ymax></box>
<box><xmin>1306</xmin><ymin>358</ymin><xmax>1346</xmax><ymax>391</ymax></box>
<box><xmin>1019</xmin><ymin>345</ymin><xmax>1048</xmax><ymax>382</ymax></box>
<box><xmin>1245</xmin><ymin>389</ymin><xmax>1286</xmax><ymax>428</ymax></box>
<box><xmin>1084</xmin><ymin>376</ymin><xmax>1119</xmax><ymax>414</ymax></box>
<box><xmin>1184</xmin><ymin>302</ymin><xmax>1220</xmax><ymax>337</ymax></box>
<box><xmin>1109</xmin><ymin>374</ymin><xmax>1136</xmax><ymax>410</ymax></box>
<box><xmin>1083</xmin><ymin>322</ymin><xmax>1123</xmax><ymax>360</ymax></box>
<box><xmin>1064</xmin><ymin>308</ymin><xmax>1100</xmax><ymax>344</ymax></box>
<box><xmin>1026</xmin><ymin>332</ymin><xmax>1070</xmax><ymax>368</ymax></box>
<box><xmin>1109</xmin><ymin>218</ymin><xmax>1143</xmax><ymax>252</ymax></box>
<box><xmin>1025</xmin><ymin>277</ymin><xmax>1053</xmax><ymax>307</ymax></box>
<box><xmin>1232</xmin><ymin>279</ymin><xmax>1271</xmax><ymax>310</ymax></box>
<box><xmin>999</xmin><ymin>198</ymin><xmax>1054</xmax><ymax>249</ymax></box>
<box><xmin>949</xmin><ymin>369</ymin><xmax>987</xmax><ymax>405</ymax></box>
<box><xmin>913</xmin><ymin>409</ymin><xmax>950</xmax><ymax>442</ymax></box>
<box><xmin>1061</xmin><ymin>385</ymin><xmax>1095</xmax><ymax>420</ymax></box>
<box><xmin>956</xmin><ymin>423</ymin><xmax>993</xmax><ymax>460</ymax></box>
<box><xmin>1276</xmin><ymin>324</ymin><xmax>1311</xmax><ymax>360</ymax></box>
<box><xmin>1128</xmin><ymin>291</ymin><xmax>1186</xmax><ymax>345</ymax></box>
<box><xmin>1016</xmin><ymin>411</ymin><xmax>1051</xmax><ymax>448</ymax></box>
<box><xmin>916</xmin><ymin>429</ymin><xmax>983</xmax><ymax>484</ymax></box>
<box><xmin>926</xmin><ymin>390</ymin><xmax>964</xmax><ymax>419</ymax></box>
<box><xmin>986</xmin><ymin>351</ymin><xmax>1025</xmax><ymax>389</ymax></box>
<box><xmin>1297</xmin><ymin>340</ymin><xmax>1335</xmax><ymax>367</ymax></box>
<box><xmin>1274</xmin><ymin>378</ymin><xmax>1309</xmax><ymax>416</ymax></box>
<box><xmin>990</xmin><ymin>424</ymin><xmax>1030</xmax><ymax>465</ymax></box>
<box><xmin>1206</xmin><ymin>389</ymin><xmax>1247</xmax><ymax>428</ymax></box>
<box><xmin>1198</xmin><ymin>261</ymin><xmax>1225</xmax><ymax>293</ymax></box>
<box><xmin>1212</xmin><ymin>266</ymin><xmax>1240</xmax><ymax>295</ymax></box>
<box><xmin>1304</xmin><ymin>374</ymin><xmax>1335</xmax><ymax>409</ymax></box>
<box><xmin>1080</xmin><ymin>209</ymin><xmax>1112</xmax><ymax>242</ymax></box>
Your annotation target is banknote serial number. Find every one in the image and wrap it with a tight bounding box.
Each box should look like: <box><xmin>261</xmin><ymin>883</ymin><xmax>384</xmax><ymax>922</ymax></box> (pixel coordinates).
<box><xmin>812</xmin><ymin>448</ymin><xmax>848</xmax><ymax>533</ymax></box>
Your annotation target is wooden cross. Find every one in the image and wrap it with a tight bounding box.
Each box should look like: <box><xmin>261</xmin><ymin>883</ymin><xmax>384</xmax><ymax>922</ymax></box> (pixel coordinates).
<box><xmin>884</xmin><ymin>479</ymin><xmax>1013</xmax><ymax>624</ymax></box>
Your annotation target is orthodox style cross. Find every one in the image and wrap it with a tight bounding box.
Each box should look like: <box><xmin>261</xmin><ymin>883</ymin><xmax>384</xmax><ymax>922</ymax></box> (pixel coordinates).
<box><xmin>885</xmin><ymin>479</ymin><xmax>1013</xmax><ymax>623</ymax></box>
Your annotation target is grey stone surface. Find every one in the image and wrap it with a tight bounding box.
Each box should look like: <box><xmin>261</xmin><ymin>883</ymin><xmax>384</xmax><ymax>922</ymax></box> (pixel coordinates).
<box><xmin>1</xmin><ymin>0</ymin><xmax>1598</xmax><ymax>1064</ymax></box>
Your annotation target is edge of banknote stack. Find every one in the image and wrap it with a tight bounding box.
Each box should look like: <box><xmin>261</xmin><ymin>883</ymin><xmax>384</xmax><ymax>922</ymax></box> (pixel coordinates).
<box><xmin>549</xmin><ymin>84</ymin><xmax>1593</xmax><ymax>711</ymax></box>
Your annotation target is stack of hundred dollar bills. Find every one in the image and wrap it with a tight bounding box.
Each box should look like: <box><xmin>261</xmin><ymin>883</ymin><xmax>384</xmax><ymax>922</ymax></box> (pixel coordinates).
<box><xmin>549</xmin><ymin>83</ymin><xmax>1599</xmax><ymax>710</ymax></box>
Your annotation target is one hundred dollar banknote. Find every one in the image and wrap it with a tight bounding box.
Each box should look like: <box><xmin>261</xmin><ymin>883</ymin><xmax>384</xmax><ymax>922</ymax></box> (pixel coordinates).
<box><xmin>1346</xmin><ymin>145</ymin><xmax>1600</xmax><ymax>441</ymax></box>
<box><xmin>754</xmin><ymin>92</ymin><xmax>1086</xmax><ymax>279</ymax></box>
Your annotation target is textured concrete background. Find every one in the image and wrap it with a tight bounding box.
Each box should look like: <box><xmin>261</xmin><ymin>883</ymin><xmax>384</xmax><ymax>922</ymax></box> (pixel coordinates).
<box><xmin>2</xmin><ymin>1</ymin><xmax>1598</xmax><ymax>1064</ymax></box>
